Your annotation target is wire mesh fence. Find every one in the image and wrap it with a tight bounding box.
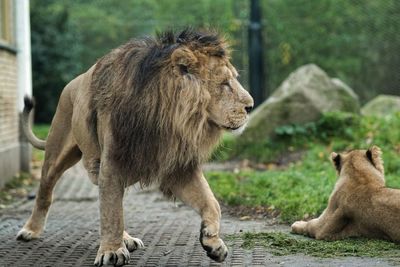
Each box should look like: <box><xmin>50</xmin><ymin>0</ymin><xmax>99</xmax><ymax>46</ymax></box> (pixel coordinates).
<box><xmin>258</xmin><ymin>0</ymin><xmax>400</xmax><ymax>102</ymax></box>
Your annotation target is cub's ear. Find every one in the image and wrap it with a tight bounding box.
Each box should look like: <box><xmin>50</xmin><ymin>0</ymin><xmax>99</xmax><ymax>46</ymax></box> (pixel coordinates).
<box><xmin>171</xmin><ymin>47</ymin><xmax>199</xmax><ymax>76</ymax></box>
<box><xmin>366</xmin><ymin>145</ymin><xmax>384</xmax><ymax>174</ymax></box>
<box><xmin>331</xmin><ymin>152</ymin><xmax>341</xmax><ymax>173</ymax></box>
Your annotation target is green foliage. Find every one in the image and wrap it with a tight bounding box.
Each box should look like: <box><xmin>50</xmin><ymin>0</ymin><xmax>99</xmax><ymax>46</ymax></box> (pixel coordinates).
<box><xmin>30</xmin><ymin>0</ymin><xmax>83</xmax><ymax>122</ymax></box>
<box><xmin>233</xmin><ymin>232</ymin><xmax>400</xmax><ymax>258</ymax></box>
<box><xmin>275</xmin><ymin>112</ymin><xmax>359</xmax><ymax>143</ymax></box>
<box><xmin>208</xmin><ymin>112</ymin><xmax>400</xmax><ymax>222</ymax></box>
<box><xmin>216</xmin><ymin>112</ymin><xmax>360</xmax><ymax>163</ymax></box>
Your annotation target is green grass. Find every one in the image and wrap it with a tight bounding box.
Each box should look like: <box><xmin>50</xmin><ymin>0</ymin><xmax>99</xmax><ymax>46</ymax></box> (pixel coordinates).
<box><xmin>32</xmin><ymin>124</ymin><xmax>50</xmax><ymax>140</ymax></box>
<box><xmin>229</xmin><ymin>232</ymin><xmax>400</xmax><ymax>258</ymax></box>
<box><xmin>32</xmin><ymin>124</ymin><xmax>50</xmax><ymax>161</ymax></box>
<box><xmin>207</xmin><ymin>112</ymin><xmax>400</xmax><ymax>222</ymax></box>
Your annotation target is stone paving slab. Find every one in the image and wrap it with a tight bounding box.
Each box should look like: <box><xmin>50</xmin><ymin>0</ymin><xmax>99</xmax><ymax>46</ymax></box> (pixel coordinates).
<box><xmin>0</xmin><ymin>163</ymin><xmax>398</xmax><ymax>266</ymax></box>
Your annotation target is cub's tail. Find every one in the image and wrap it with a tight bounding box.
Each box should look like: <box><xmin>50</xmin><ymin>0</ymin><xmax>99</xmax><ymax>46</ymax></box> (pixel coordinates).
<box><xmin>22</xmin><ymin>96</ymin><xmax>46</xmax><ymax>150</ymax></box>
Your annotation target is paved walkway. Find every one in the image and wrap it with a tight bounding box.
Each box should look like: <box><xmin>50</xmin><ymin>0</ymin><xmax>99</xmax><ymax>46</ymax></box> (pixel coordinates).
<box><xmin>0</xmin><ymin>163</ymin><xmax>397</xmax><ymax>266</ymax></box>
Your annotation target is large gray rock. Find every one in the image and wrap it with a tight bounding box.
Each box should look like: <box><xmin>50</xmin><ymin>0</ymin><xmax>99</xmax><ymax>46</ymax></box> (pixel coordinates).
<box><xmin>361</xmin><ymin>95</ymin><xmax>400</xmax><ymax>117</ymax></box>
<box><xmin>241</xmin><ymin>64</ymin><xmax>360</xmax><ymax>142</ymax></box>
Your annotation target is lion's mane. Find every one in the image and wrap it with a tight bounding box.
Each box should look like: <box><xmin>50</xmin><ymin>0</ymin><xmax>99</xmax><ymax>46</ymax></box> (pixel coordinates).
<box><xmin>88</xmin><ymin>29</ymin><xmax>229</xmax><ymax>193</ymax></box>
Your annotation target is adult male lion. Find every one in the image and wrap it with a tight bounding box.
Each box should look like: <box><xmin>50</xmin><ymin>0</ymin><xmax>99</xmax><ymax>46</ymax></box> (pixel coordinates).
<box><xmin>292</xmin><ymin>146</ymin><xmax>400</xmax><ymax>242</ymax></box>
<box><xmin>17</xmin><ymin>29</ymin><xmax>253</xmax><ymax>266</ymax></box>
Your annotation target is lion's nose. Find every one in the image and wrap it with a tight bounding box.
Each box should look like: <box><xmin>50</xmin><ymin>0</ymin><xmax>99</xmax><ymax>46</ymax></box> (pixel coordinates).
<box><xmin>245</xmin><ymin>106</ymin><xmax>253</xmax><ymax>114</ymax></box>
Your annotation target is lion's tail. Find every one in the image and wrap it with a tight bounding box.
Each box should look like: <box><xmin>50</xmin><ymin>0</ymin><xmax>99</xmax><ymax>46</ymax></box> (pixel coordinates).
<box><xmin>22</xmin><ymin>96</ymin><xmax>46</xmax><ymax>150</ymax></box>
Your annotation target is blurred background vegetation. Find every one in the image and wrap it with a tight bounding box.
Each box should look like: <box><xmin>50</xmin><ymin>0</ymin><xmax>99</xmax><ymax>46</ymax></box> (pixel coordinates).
<box><xmin>30</xmin><ymin>0</ymin><xmax>399</xmax><ymax>122</ymax></box>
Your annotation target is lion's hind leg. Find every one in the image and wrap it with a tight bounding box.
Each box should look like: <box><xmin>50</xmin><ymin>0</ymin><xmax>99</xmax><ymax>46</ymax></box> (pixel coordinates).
<box><xmin>123</xmin><ymin>231</ymin><xmax>144</xmax><ymax>252</ymax></box>
<box><xmin>17</xmin><ymin>104</ymin><xmax>82</xmax><ymax>241</ymax></box>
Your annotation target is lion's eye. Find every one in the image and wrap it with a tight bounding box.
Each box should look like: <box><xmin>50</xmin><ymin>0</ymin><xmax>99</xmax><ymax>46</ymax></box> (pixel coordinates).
<box><xmin>178</xmin><ymin>64</ymin><xmax>189</xmax><ymax>75</ymax></box>
<box><xmin>221</xmin><ymin>81</ymin><xmax>231</xmax><ymax>89</ymax></box>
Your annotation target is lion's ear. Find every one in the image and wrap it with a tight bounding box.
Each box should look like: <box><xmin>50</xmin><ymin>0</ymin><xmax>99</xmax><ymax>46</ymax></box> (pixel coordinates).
<box><xmin>366</xmin><ymin>145</ymin><xmax>384</xmax><ymax>174</ymax></box>
<box><xmin>331</xmin><ymin>152</ymin><xmax>341</xmax><ymax>173</ymax></box>
<box><xmin>171</xmin><ymin>47</ymin><xmax>199</xmax><ymax>76</ymax></box>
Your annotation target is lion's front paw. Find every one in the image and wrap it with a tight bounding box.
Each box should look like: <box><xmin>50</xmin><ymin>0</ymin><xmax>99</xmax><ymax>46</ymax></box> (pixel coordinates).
<box><xmin>200</xmin><ymin>235</ymin><xmax>228</xmax><ymax>262</ymax></box>
<box><xmin>291</xmin><ymin>221</ymin><xmax>307</xmax><ymax>235</ymax></box>
<box><xmin>123</xmin><ymin>231</ymin><xmax>144</xmax><ymax>252</ymax></box>
<box><xmin>199</xmin><ymin>223</ymin><xmax>228</xmax><ymax>262</ymax></box>
<box><xmin>16</xmin><ymin>227</ymin><xmax>41</xmax><ymax>241</ymax></box>
<box><xmin>94</xmin><ymin>244</ymin><xmax>130</xmax><ymax>267</ymax></box>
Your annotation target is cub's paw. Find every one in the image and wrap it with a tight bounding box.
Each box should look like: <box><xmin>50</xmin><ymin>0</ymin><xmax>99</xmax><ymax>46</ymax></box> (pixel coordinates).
<box><xmin>16</xmin><ymin>228</ymin><xmax>40</xmax><ymax>241</ymax></box>
<box><xmin>291</xmin><ymin>221</ymin><xmax>307</xmax><ymax>235</ymax></box>
<box><xmin>94</xmin><ymin>245</ymin><xmax>130</xmax><ymax>267</ymax></box>
<box><xmin>199</xmin><ymin>224</ymin><xmax>228</xmax><ymax>262</ymax></box>
<box><xmin>123</xmin><ymin>231</ymin><xmax>145</xmax><ymax>252</ymax></box>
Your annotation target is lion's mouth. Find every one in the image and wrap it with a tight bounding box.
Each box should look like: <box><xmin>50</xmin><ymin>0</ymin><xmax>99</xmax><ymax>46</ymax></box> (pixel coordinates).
<box><xmin>223</xmin><ymin>126</ymin><xmax>241</xmax><ymax>131</ymax></box>
<box><xmin>224</xmin><ymin>121</ymin><xmax>248</xmax><ymax>135</ymax></box>
<box><xmin>208</xmin><ymin>120</ymin><xmax>246</xmax><ymax>132</ymax></box>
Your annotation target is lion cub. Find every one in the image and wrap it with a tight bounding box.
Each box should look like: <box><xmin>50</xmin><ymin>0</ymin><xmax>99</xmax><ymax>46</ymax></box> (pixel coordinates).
<box><xmin>292</xmin><ymin>146</ymin><xmax>400</xmax><ymax>242</ymax></box>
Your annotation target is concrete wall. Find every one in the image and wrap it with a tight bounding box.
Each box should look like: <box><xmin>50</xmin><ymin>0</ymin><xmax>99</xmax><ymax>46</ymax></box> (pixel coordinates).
<box><xmin>0</xmin><ymin>0</ymin><xmax>33</xmax><ymax>187</ymax></box>
<box><xmin>0</xmin><ymin>49</ymin><xmax>20</xmax><ymax>187</ymax></box>
<box><xmin>16</xmin><ymin>0</ymin><xmax>33</xmax><ymax>173</ymax></box>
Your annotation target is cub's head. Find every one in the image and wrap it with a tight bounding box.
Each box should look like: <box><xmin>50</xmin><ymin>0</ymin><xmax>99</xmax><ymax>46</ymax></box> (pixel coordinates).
<box><xmin>330</xmin><ymin>145</ymin><xmax>385</xmax><ymax>183</ymax></box>
<box><xmin>167</xmin><ymin>29</ymin><xmax>254</xmax><ymax>134</ymax></box>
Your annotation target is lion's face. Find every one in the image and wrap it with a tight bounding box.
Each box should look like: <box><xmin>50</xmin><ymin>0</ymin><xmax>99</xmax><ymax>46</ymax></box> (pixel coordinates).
<box><xmin>205</xmin><ymin>58</ymin><xmax>254</xmax><ymax>133</ymax></box>
<box><xmin>170</xmin><ymin>39</ymin><xmax>253</xmax><ymax>135</ymax></box>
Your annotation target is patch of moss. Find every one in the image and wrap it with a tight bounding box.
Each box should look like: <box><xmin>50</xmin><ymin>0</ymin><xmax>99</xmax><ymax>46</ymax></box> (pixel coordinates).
<box><xmin>232</xmin><ymin>232</ymin><xmax>400</xmax><ymax>258</ymax></box>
